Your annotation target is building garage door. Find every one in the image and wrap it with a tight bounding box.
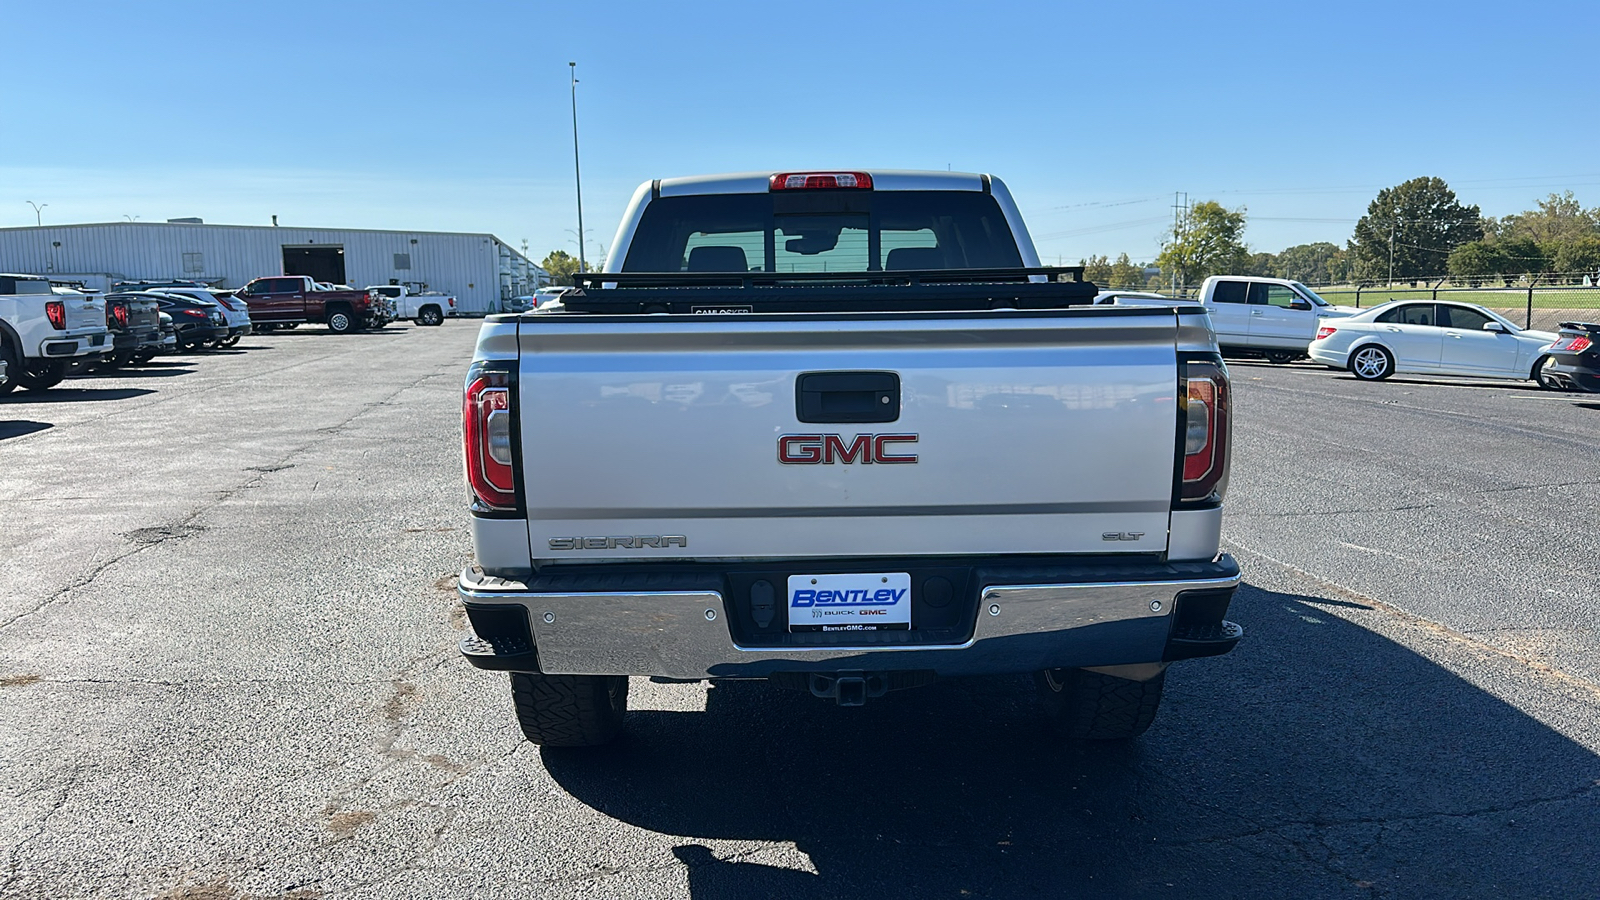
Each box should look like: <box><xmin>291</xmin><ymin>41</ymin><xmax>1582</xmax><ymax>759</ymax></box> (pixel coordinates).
<box><xmin>282</xmin><ymin>246</ymin><xmax>347</xmax><ymax>285</ymax></box>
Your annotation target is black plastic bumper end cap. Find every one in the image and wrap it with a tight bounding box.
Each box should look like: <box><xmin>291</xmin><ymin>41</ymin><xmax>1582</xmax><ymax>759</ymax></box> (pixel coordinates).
<box><xmin>459</xmin><ymin>636</ymin><xmax>539</xmax><ymax>672</ymax></box>
<box><xmin>1164</xmin><ymin>620</ymin><xmax>1244</xmax><ymax>661</ymax></box>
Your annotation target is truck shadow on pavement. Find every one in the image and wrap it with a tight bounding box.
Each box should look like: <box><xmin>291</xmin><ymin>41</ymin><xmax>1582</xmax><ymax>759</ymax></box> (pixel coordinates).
<box><xmin>2</xmin><ymin>386</ymin><xmax>157</xmax><ymax>402</ymax></box>
<box><xmin>70</xmin><ymin>361</ymin><xmax>196</xmax><ymax>380</ymax></box>
<box><xmin>542</xmin><ymin>583</ymin><xmax>1600</xmax><ymax>899</ymax></box>
<box><xmin>0</xmin><ymin>420</ymin><xmax>52</xmax><ymax>440</ymax></box>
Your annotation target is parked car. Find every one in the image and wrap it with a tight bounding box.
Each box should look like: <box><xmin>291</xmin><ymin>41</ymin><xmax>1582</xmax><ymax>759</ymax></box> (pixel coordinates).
<box><xmin>1308</xmin><ymin>300</ymin><xmax>1558</xmax><ymax>383</ymax></box>
<box><xmin>100</xmin><ymin>293</ymin><xmax>164</xmax><ymax>367</ymax></box>
<box><xmin>234</xmin><ymin>276</ymin><xmax>388</xmax><ymax>333</ymax></box>
<box><xmin>144</xmin><ymin>292</ymin><xmax>227</xmax><ymax>351</ymax></box>
<box><xmin>455</xmin><ymin>169</ymin><xmax>1243</xmax><ymax>748</ymax></box>
<box><xmin>365</xmin><ymin>285</ymin><xmax>455</xmax><ymax>326</ymax></box>
<box><xmin>1109</xmin><ymin>275</ymin><xmax>1360</xmax><ymax>363</ymax></box>
<box><xmin>111</xmin><ymin>279</ymin><xmax>213</xmax><ymax>294</ymax></box>
<box><xmin>1094</xmin><ymin>290</ymin><xmax>1174</xmax><ymax>305</ymax></box>
<box><xmin>1539</xmin><ymin>322</ymin><xmax>1600</xmax><ymax>393</ymax></box>
<box><xmin>157</xmin><ymin>311</ymin><xmax>177</xmax><ymax>352</ymax></box>
<box><xmin>532</xmin><ymin>286</ymin><xmax>571</xmax><ymax>310</ymax></box>
<box><xmin>0</xmin><ymin>274</ymin><xmax>109</xmax><ymax>394</ymax></box>
<box><xmin>151</xmin><ymin>287</ymin><xmax>252</xmax><ymax>347</ymax></box>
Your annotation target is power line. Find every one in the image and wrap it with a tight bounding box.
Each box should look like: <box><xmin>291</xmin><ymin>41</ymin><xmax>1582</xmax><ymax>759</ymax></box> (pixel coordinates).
<box><xmin>1030</xmin><ymin>215</ymin><xmax>1172</xmax><ymax>242</ymax></box>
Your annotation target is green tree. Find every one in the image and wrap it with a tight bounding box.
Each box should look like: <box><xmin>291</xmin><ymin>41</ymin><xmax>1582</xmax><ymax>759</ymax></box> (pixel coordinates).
<box><xmin>541</xmin><ymin>249</ymin><xmax>582</xmax><ymax>286</ymax></box>
<box><xmin>1446</xmin><ymin>240</ymin><xmax>1508</xmax><ymax>285</ymax></box>
<box><xmin>1244</xmin><ymin>252</ymin><xmax>1277</xmax><ymax>277</ymax></box>
<box><xmin>1107</xmin><ymin>253</ymin><xmax>1146</xmax><ymax>289</ymax></box>
<box><xmin>1490</xmin><ymin>191</ymin><xmax>1600</xmax><ymax>244</ymax></box>
<box><xmin>1350</xmin><ymin>177</ymin><xmax>1483</xmax><ymax>283</ymax></box>
<box><xmin>1157</xmin><ymin>200</ymin><xmax>1250</xmax><ymax>287</ymax></box>
<box><xmin>1325</xmin><ymin>246</ymin><xmax>1354</xmax><ymax>284</ymax></box>
<box><xmin>1553</xmin><ymin>236</ymin><xmax>1600</xmax><ymax>280</ymax></box>
<box><xmin>1272</xmin><ymin>242</ymin><xmax>1344</xmax><ymax>284</ymax></box>
<box><xmin>1496</xmin><ymin>236</ymin><xmax>1552</xmax><ymax>277</ymax></box>
<box><xmin>1080</xmin><ymin>254</ymin><xmax>1114</xmax><ymax>288</ymax></box>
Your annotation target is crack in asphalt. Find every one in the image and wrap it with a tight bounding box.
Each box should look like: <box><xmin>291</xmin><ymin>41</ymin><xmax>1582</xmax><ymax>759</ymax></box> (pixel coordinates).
<box><xmin>0</xmin><ymin>336</ymin><xmax>405</xmax><ymax>449</ymax></box>
<box><xmin>0</xmin><ymin>762</ymin><xmax>84</xmax><ymax>895</ymax></box>
<box><xmin>1229</xmin><ymin>503</ymin><xmax>1437</xmax><ymax>518</ymax></box>
<box><xmin>1227</xmin><ymin>541</ymin><xmax>1600</xmax><ymax>701</ymax></box>
<box><xmin>1161</xmin><ymin>779</ymin><xmax>1600</xmax><ymax>849</ymax></box>
<box><xmin>1246</xmin><ymin>378</ymin><xmax>1599</xmax><ymax>452</ymax></box>
<box><xmin>0</xmin><ymin>363</ymin><xmax>456</xmax><ymax>638</ymax></box>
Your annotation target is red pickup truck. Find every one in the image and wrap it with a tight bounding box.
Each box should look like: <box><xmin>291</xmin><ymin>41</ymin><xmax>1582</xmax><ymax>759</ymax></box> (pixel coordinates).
<box><xmin>234</xmin><ymin>276</ymin><xmax>388</xmax><ymax>334</ymax></box>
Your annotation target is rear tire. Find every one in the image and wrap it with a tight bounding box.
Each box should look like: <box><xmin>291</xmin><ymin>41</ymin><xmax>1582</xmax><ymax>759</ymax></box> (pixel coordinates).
<box><xmin>132</xmin><ymin>348</ymin><xmax>157</xmax><ymax>365</ymax></box>
<box><xmin>17</xmin><ymin>358</ymin><xmax>69</xmax><ymax>392</ymax></box>
<box><xmin>1036</xmin><ymin>667</ymin><xmax>1166</xmax><ymax>741</ymax></box>
<box><xmin>510</xmin><ymin>672</ymin><xmax>628</xmax><ymax>747</ymax></box>
<box><xmin>418</xmin><ymin>306</ymin><xmax>443</xmax><ymax>326</ymax></box>
<box><xmin>1349</xmin><ymin>344</ymin><xmax>1395</xmax><ymax>381</ymax></box>
<box><xmin>1533</xmin><ymin>355</ymin><xmax>1563</xmax><ymax>390</ymax></box>
<box><xmin>326</xmin><ymin>309</ymin><xmax>355</xmax><ymax>334</ymax></box>
<box><xmin>1264</xmin><ymin>350</ymin><xmax>1297</xmax><ymax>365</ymax></box>
<box><xmin>222</xmin><ymin>334</ymin><xmax>241</xmax><ymax>347</ymax></box>
<box><xmin>0</xmin><ymin>339</ymin><xmax>19</xmax><ymax>395</ymax></box>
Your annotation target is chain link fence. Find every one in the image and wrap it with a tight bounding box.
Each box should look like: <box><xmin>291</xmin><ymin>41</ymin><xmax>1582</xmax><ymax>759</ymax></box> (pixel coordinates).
<box><xmin>1312</xmin><ymin>285</ymin><xmax>1599</xmax><ymax>331</ymax></box>
<box><xmin>1133</xmin><ymin>280</ymin><xmax>1600</xmax><ymax>331</ymax></box>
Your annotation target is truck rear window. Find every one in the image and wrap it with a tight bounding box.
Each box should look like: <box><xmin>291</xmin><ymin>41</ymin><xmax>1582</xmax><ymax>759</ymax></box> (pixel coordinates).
<box><xmin>621</xmin><ymin>191</ymin><xmax>1022</xmax><ymax>273</ymax></box>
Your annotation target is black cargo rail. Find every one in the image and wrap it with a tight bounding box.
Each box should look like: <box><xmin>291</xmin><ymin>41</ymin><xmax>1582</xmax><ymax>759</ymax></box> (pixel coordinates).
<box><xmin>564</xmin><ymin>266</ymin><xmax>1098</xmax><ymax>314</ymax></box>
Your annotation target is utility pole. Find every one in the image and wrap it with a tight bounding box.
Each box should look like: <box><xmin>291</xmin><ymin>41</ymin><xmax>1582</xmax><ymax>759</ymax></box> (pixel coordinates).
<box><xmin>1170</xmin><ymin>192</ymin><xmax>1188</xmax><ymax>293</ymax></box>
<box><xmin>26</xmin><ymin>201</ymin><xmax>46</xmax><ymax>226</ymax></box>
<box><xmin>1387</xmin><ymin>219</ymin><xmax>1396</xmax><ymax>287</ymax></box>
<box><xmin>569</xmin><ymin>62</ymin><xmax>587</xmax><ymax>275</ymax></box>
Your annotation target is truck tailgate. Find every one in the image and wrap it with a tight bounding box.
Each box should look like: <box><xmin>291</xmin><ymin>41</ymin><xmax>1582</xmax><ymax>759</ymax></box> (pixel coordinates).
<box><xmin>517</xmin><ymin>310</ymin><xmax>1181</xmax><ymax>560</ymax></box>
<box><xmin>61</xmin><ymin>292</ymin><xmax>106</xmax><ymax>332</ymax></box>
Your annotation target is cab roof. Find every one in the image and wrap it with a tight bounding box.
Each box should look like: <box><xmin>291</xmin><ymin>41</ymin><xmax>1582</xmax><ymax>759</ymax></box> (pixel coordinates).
<box><xmin>656</xmin><ymin>170</ymin><xmax>986</xmax><ymax>197</ymax></box>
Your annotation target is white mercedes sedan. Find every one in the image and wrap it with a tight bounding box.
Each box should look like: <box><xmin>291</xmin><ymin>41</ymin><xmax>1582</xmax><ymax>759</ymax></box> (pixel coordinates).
<box><xmin>1308</xmin><ymin>300</ymin><xmax>1558</xmax><ymax>384</ymax></box>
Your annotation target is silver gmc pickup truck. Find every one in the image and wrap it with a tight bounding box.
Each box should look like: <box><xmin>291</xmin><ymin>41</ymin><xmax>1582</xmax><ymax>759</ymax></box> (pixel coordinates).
<box><xmin>458</xmin><ymin>170</ymin><xmax>1241</xmax><ymax>747</ymax></box>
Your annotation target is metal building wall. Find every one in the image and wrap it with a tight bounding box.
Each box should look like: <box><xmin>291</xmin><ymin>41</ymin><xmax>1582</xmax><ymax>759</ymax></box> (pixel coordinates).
<box><xmin>0</xmin><ymin>223</ymin><xmax>544</xmax><ymax>314</ymax></box>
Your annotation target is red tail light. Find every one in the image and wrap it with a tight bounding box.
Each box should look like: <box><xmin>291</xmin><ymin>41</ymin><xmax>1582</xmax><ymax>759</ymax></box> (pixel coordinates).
<box><xmin>111</xmin><ymin>303</ymin><xmax>129</xmax><ymax>327</ymax></box>
<box><xmin>1315</xmin><ymin>326</ymin><xmax>1337</xmax><ymax>340</ymax></box>
<box><xmin>1180</xmin><ymin>360</ymin><xmax>1230</xmax><ymax>503</ymax></box>
<box><xmin>464</xmin><ymin>366</ymin><xmax>516</xmax><ymax>510</ymax></box>
<box><xmin>178</xmin><ymin>308</ymin><xmax>207</xmax><ymax>318</ymax></box>
<box><xmin>1552</xmin><ymin>334</ymin><xmax>1592</xmax><ymax>353</ymax></box>
<box><xmin>770</xmin><ymin>171</ymin><xmax>873</xmax><ymax>191</ymax></box>
<box><xmin>46</xmin><ymin>300</ymin><xmax>66</xmax><ymax>330</ymax></box>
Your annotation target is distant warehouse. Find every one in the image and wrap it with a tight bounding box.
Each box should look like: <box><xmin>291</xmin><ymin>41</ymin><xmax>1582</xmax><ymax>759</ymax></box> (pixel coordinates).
<box><xmin>0</xmin><ymin>220</ymin><xmax>547</xmax><ymax>315</ymax></box>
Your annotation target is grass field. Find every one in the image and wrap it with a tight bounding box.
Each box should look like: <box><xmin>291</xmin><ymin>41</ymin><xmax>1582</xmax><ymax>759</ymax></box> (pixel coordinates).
<box><xmin>1311</xmin><ymin>286</ymin><xmax>1600</xmax><ymax>310</ymax></box>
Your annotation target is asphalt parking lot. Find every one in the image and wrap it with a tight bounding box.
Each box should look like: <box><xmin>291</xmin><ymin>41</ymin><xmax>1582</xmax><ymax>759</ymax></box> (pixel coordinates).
<box><xmin>2</xmin><ymin>323</ymin><xmax>1598</xmax><ymax>899</ymax></box>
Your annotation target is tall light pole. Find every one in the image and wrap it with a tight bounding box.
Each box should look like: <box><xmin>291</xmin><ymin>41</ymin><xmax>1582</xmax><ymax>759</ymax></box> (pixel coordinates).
<box><xmin>569</xmin><ymin>62</ymin><xmax>587</xmax><ymax>275</ymax></box>
<box><xmin>26</xmin><ymin>201</ymin><xmax>46</xmax><ymax>226</ymax></box>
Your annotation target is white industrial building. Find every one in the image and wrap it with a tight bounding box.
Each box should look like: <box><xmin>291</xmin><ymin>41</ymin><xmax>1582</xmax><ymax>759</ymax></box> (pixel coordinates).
<box><xmin>0</xmin><ymin>221</ymin><xmax>546</xmax><ymax>315</ymax></box>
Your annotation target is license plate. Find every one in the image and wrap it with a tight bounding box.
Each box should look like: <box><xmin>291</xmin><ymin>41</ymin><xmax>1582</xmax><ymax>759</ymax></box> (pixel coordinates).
<box><xmin>788</xmin><ymin>572</ymin><xmax>912</xmax><ymax>632</ymax></box>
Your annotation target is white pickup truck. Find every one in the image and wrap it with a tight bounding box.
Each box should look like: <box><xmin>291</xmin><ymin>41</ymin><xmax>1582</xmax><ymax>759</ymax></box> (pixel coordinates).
<box><xmin>365</xmin><ymin>285</ymin><xmax>455</xmax><ymax>326</ymax></box>
<box><xmin>1104</xmin><ymin>275</ymin><xmax>1360</xmax><ymax>363</ymax></box>
<box><xmin>456</xmin><ymin>170</ymin><xmax>1243</xmax><ymax>747</ymax></box>
<box><xmin>0</xmin><ymin>274</ymin><xmax>109</xmax><ymax>393</ymax></box>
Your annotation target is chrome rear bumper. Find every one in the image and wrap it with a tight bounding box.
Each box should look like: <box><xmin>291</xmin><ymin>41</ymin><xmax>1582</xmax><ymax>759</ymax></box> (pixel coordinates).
<box><xmin>457</xmin><ymin>557</ymin><xmax>1242</xmax><ymax>679</ymax></box>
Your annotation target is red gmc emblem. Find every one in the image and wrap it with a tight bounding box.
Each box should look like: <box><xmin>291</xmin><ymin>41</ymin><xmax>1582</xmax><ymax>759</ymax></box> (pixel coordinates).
<box><xmin>778</xmin><ymin>433</ymin><xmax>919</xmax><ymax>465</ymax></box>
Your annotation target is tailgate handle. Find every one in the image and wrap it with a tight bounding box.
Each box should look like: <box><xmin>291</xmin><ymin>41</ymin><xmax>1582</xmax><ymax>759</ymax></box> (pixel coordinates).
<box><xmin>796</xmin><ymin>371</ymin><xmax>900</xmax><ymax>423</ymax></box>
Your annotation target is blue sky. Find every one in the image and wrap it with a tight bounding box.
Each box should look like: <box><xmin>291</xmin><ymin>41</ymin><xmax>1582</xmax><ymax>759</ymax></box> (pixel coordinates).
<box><xmin>5</xmin><ymin>0</ymin><xmax>1598</xmax><ymax>268</ymax></box>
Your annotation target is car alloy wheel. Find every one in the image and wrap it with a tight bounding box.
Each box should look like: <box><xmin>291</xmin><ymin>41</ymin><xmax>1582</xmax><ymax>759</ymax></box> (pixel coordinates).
<box><xmin>328</xmin><ymin>312</ymin><xmax>352</xmax><ymax>334</ymax></box>
<box><xmin>1350</xmin><ymin>345</ymin><xmax>1393</xmax><ymax>380</ymax></box>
